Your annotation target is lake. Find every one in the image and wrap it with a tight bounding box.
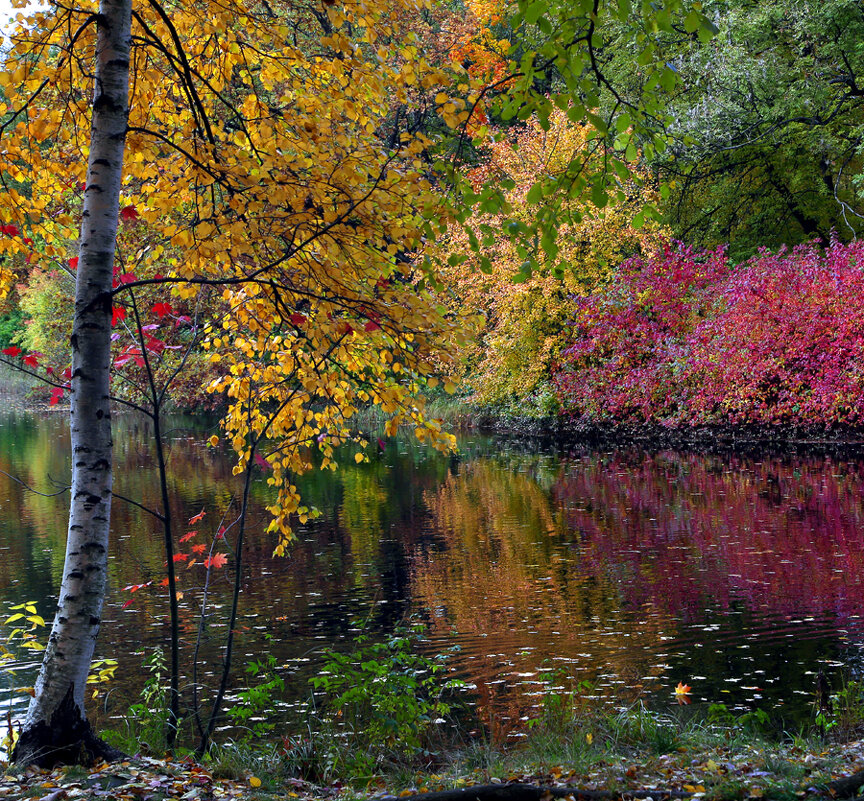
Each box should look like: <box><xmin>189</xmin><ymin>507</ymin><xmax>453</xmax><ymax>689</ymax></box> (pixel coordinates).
<box><xmin>1</xmin><ymin>408</ymin><xmax>862</xmax><ymax>740</ymax></box>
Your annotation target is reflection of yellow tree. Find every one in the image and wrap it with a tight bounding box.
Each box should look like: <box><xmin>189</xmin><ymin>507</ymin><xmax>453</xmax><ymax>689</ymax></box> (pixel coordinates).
<box><xmin>339</xmin><ymin>468</ymin><xmax>389</xmax><ymax>587</ymax></box>
<box><xmin>412</xmin><ymin>457</ymin><xmax>675</xmax><ymax>737</ymax></box>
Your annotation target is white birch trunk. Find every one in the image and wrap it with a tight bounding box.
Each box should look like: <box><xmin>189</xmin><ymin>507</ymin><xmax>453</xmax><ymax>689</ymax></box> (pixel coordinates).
<box><xmin>13</xmin><ymin>0</ymin><xmax>132</xmax><ymax>767</ymax></box>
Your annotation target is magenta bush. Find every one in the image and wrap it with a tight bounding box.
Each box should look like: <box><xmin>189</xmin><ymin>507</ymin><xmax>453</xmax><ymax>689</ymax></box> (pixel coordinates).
<box><xmin>554</xmin><ymin>239</ymin><xmax>864</xmax><ymax>426</ymax></box>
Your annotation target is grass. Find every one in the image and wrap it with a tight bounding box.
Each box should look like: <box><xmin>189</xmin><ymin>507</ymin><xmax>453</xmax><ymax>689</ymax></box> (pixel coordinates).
<box><xmin>159</xmin><ymin>694</ymin><xmax>864</xmax><ymax>801</ymax></box>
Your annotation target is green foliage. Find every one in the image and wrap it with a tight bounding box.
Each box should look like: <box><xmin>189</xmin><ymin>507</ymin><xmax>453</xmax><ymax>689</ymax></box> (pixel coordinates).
<box><xmin>310</xmin><ymin>622</ymin><xmax>462</xmax><ymax>758</ymax></box>
<box><xmin>814</xmin><ymin>679</ymin><xmax>864</xmax><ymax>739</ymax></box>
<box><xmin>647</xmin><ymin>0</ymin><xmax>864</xmax><ymax>257</ymax></box>
<box><xmin>0</xmin><ymin>310</ymin><xmax>23</xmax><ymax>348</ymax></box>
<box><xmin>105</xmin><ymin>648</ymin><xmax>171</xmax><ymax>756</ymax></box>
<box><xmin>707</xmin><ymin>703</ymin><xmax>771</xmax><ymax>734</ymax></box>
<box><xmin>226</xmin><ymin>638</ymin><xmax>286</xmax><ymax>742</ymax></box>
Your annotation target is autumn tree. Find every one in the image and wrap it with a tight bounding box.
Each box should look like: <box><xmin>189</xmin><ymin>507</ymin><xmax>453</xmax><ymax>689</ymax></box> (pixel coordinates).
<box><xmin>436</xmin><ymin>108</ymin><xmax>666</xmax><ymax>415</ymax></box>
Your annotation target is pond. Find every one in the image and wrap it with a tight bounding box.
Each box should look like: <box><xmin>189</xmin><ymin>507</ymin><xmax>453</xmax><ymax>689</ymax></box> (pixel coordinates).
<box><xmin>0</xmin><ymin>407</ymin><xmax>863</xmax><ymax>741</ymax></box>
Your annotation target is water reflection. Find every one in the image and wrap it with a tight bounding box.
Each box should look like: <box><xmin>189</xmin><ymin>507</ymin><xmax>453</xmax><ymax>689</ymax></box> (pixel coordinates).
<box><xmin>0</xmin><ymin>410</ymin><xmax>862</xmax><ymax>740</ymax></box>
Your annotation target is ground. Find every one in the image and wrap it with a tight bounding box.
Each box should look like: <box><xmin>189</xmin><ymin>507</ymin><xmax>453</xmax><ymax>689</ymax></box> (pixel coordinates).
<box><xmin>5</xmin><ymin>736</ymin><xmax>864</xmax><ymax>801</ymax></box>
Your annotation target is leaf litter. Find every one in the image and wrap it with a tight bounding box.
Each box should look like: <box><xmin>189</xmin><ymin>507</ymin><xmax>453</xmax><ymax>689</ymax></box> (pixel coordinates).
<box><xmin>5</xmin><ymin>738</ymin><xmax>864</xmax><ymax>801</ymax></box>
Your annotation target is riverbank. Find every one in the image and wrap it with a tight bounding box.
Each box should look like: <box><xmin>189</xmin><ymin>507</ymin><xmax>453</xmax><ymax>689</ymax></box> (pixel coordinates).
<box><xmin>6</xmin><ymin>718</ymin><xmax>864</xmax><ymax>801</ymax></box>
<box><xmin>407</xmin><ymin>395</ymin><xmax>864</xmax><ymax>454</ymax></box>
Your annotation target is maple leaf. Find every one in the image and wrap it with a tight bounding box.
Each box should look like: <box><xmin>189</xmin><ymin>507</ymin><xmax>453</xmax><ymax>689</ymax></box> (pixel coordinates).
<box><xmin>22</xmin><ymin>354</ymin><xmax>39</xmax><ymax>367</ymax></box>
<box><xmin>2</xmin><ymin>346</ymin><xmax>21</xmax><ymax>357</ymax></box>
<box><xmin>290</xmin><ymin>313</ymin><xmax>306</xmax><ymax>326</ymax></box>
<box><xmin>68</xmin><ymin>257</ymin><xmax>78</xmax><ymax>269</ymax></box>
<box><xmin>119</xmin><ymin>205</ymin><xmax>139</xmax><ymax>221</ymax></box>
<box><xmin>675</xmin><ymin>681</ymin><xmax>692</xmax><ymax>704</ymax></box>
<box><xmin>172</xmin><ymin>553</ymin><xmax>189</xmax><ymax>563</ymax></box>
<box><xmin>112</xmin><ymin>307</ymin><xmax>126</xmax><ymax>326</ymax></box>
<box><xmin>49</xmin><ymin>387</ymin><xmax>64</xmax><ymax>406</ymax></box>
<box><xmin>188</xmin><ymin>509</ymin><xmax>206</xmax><ymax>525</ymax></box>
<box><xmin>364</xmin><ymin>320</ymin><xmax>381</xmax><ymax>332</ymax></box>
<box><xmin>0</xmin><ymin>224</ymin><xmax>20</xmax><ymax>236</ymax></box>
<box><xmin>179</xmin><ymin>531</ymin><xmax>197</xmax><ymax>543</ymax></box>
<box><xmin>191</xmin><ymin>543</ymin><xmax>207</xmax><ymax>554</ymax></box>
<box><xmin>152</xmin><ymin>302</ymin><xmax>173</xmax><ymax>317</ymax></box>
<box><xmin>204</xmin><ymin>553</ymin><xmax>228</xmax><ymax>570</ymax></box>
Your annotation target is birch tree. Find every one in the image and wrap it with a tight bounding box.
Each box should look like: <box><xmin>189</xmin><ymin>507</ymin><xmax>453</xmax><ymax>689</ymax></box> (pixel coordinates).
<box><xmin>8</xmin><ymin>0</ymin><xmax>132</xmax><ymax>767</ymax></box>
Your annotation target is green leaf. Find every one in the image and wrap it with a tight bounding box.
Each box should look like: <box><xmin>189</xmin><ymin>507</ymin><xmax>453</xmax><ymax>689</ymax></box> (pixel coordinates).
<box><xmin>684</xmin><ymin>10</ymin><xmax>701</xmax><ymax>33</ymax></box>
<box><xmin>523</xmin><ymin>0</ymin><xmax>544</xmax><ymax>25</ymax></box>
<box><xmin>526</xmin><ymin>183</ymin><xmax>544</xmax><ymax>205</ymax></box>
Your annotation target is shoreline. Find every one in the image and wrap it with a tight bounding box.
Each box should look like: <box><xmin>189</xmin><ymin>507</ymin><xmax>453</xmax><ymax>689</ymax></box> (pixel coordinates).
<box><xmin>459</xmin><ymin>410</ymin><xmax>864</xmax><ymax>455</ymax></box>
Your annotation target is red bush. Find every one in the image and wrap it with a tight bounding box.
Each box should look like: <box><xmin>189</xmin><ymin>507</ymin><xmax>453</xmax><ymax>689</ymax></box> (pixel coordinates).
<box><xmin>554</xmin><ymin>238</ymin><xmax>864</xmax><ymax>426</ymax></box>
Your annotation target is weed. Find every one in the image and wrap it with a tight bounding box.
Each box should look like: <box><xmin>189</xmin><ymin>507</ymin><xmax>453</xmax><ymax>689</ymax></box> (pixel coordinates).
<box><xmin>226</xmin><ymin>643</ymin><xmax>285</xmax><ymax>742</ymax></box>
<box><xmin>310</xmin><ymin>621</ymin><xmax>462</xmax><ymax>754</ymax></box>
<box><xmin>104</xmin><ymin>648</ymin><xmax>170</xmax><ymax>755</ymax></box>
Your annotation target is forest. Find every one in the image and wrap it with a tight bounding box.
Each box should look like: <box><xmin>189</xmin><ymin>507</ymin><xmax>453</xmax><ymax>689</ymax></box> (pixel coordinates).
<box><xmin>0</xmin><ymin>0</ymin><xmax>863</xmax><ymax>797</ymax></box>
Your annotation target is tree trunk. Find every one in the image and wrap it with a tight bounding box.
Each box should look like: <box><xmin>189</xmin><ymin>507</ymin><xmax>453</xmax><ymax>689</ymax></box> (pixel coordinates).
<box><xmin>12</xmin><ymin>0</ymin><xmax>132</xmax><ymax>768</ymax></box>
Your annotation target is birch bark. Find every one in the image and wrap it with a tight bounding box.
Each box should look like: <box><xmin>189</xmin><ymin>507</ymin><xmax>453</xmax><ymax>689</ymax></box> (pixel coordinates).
<box><xmin>12</xmin><ymin>0</ymin><xmax>132</xmax><ymax>767</ymax></box>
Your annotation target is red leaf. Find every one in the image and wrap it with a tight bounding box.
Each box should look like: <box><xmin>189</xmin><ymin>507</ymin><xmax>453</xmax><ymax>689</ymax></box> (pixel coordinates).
<box><xmin>153</xmin><ymin>273</ymin><xmax>164</xmax><ymax>280</ymax></box>
<box><xmin>204</xmin><ymin>553</ymin><xmax>228</xmax><ymax>570</ymax></box>
<box><xmin>172</xmin><ymin>553</ymin><xmax>189</xmax><ymax>563</ymax></box>
<box><xmin>290</xmin><ymin>313</ymin><xmax>306</xmax><ymax>326</ymax></box>
<box><xmin>179</xmin><ymin>531</ymin><xmax>197</xmax><ymax>543</ymax></box>
<box><xmin>118</xmin><ymin>272</ymin><xmax>137</xmax><ymax>284</ymax></box>
<box><xmin>144</xmin><ymin>336</ymin><xmax>166</xmax><ymax>354</ymax></box>
<box><xmin>2</xmin><ymin>346</ymin><xmax>21</xmax><ymax>357</ymax></box>
<box><xmin>49</xmin><ymin>387</ymin><xmax>64</xmax><ymax>406</ymax></box>
<box><xmin>22</xmin><ymin>354</ymin><xmax>38</xmax><ymax>367</ymax></box>
<box><xmin>364</xmin><ymin>320</ymin><xmax>381</xmax><ymax>332</ymax></box>
<box><xmin>122</xmin><ymin>599</ymin><xmax>135</xmax><ymax>609</ymax></box>
<box><xmin>0</xmin><ymin>224</ymin><xmax>20</xmax><ymax>236</ymax></box>
<box><xmin>119</xmin><ymin>205</ymin><xmax>140</xmax><ymax>221</ymax></box>
<box><xmin>160</xmin><ymin>577</ymin><xmax>169</xmax><ymax>587</ymax></box>
<box><xmin>188</xmin><ymin>509</ymin><xmax>206</xmax><ymax>525</ymax></box>
<box><xmin>192</xmin><ymin>543</ymin><xmax>207</xmax><ymax>554</ymax></box>
<box><xmin>339</xmin><ymin>322</ymin><xmax>353</xmax><ymax>335</ymax></box>
<box><xmin>254</xmin><ymin>453</ymin><xmax>271</xmax><ymax>470</ymax></box>
<box><xmin>152</xmin><ymin>302</ymin><xmax>173</xmax><ymax>318</ymax></box>
<box><xmin>68</xmin><ymin>257</ymin><xmax>78</xmax><ymax>269</ymax></box>
<box><xmin>112</xmin><ymin>307</ymin><xmax>126</xmax><ymax>326</ymax></box>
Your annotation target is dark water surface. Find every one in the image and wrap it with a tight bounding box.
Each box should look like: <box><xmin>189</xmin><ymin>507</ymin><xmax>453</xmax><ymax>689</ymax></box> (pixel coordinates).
<box><xmin>1</xmin><ymin>409</ymin><xmax>863</xmax><ymax>738</ymax></box>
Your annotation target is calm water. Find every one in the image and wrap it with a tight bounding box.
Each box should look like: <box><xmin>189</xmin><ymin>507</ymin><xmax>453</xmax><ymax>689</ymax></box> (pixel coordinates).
<box><xmin>1</xmin><ymin>409</ymin><xmax>863</xmax><ymax>738</ymax></box>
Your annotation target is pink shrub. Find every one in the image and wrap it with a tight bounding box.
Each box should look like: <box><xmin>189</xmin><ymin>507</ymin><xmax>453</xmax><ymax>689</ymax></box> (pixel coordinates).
<box><xmin>555</xmin><ymin>238</ymin><xmax>864</xmax><ymax>426</ymax></box>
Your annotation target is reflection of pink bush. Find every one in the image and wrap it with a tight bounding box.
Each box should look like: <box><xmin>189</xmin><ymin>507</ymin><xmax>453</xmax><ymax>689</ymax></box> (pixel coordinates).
<box><xmin>555</xmin><ymin>239</ymin><xmax>864</xmax><ymax>425</ymax></box>
<box><xmin>552</xmin><ymin>452</ymin><xmax>864</xmax><ymax>628</ymax></box>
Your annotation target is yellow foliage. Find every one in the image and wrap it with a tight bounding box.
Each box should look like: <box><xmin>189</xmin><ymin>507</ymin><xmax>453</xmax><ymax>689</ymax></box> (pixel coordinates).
<box><xmin>0</xmin><ymin>0</ymin><xmax>466</xmax><ymax>555</ymax></box>
<box><xmin>435</xmin><ymin>108</ymin><xmax>668</xmax><ymax>412</ymax></box>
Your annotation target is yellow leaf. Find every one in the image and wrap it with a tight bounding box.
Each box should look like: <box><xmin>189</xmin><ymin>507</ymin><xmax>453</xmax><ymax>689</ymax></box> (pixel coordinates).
<box><xmin>354</xmin><ymin>452</ymin><xmax>364</xmax><ymax>463</ymax></box>
<box><xmin>208</xmin><ymin>435</ymin><xmax>219</xmax><ymax>447</ymax></box>
<box><xmin>249</xmin><ymin>776</ymin><xmax>262</xmax><ymax>788</ymax></box>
